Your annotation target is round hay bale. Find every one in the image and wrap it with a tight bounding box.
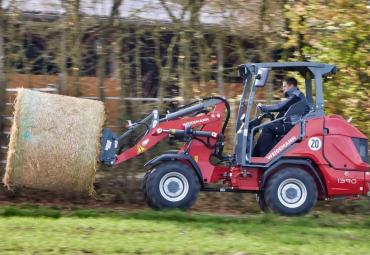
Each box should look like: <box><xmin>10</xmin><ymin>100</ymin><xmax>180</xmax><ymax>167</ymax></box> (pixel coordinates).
<box><xmin>3</xmin><ymin>89</ymin><xmax>105</xmax><ymax>195</ymax></box>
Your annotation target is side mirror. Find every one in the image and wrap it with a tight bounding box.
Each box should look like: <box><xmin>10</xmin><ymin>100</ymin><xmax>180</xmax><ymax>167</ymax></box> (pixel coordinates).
<box><xmin>255</xmin><ymin>68</ymin><xmax>270</xmax><ymax>87</ymax></box>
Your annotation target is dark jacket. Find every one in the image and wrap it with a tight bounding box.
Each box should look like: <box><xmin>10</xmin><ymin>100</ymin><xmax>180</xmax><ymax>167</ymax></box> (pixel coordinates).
<box><xmin>259</xmin><ymin>87</ymin><xmax>309</xmax><ymax>118</ymax></box>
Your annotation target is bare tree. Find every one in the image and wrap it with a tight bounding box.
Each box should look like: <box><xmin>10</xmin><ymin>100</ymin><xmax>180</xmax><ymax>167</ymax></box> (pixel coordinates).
<box><xmin>58</xmin><ymin>33</ymin><xmax>67</xmax><ymax>93</ymax></box>
<box><xmin>96</xmin><ymin>0</ymin><xmax>124</xmax><ymax>101</ymax></box>
<box><xmin>61</xmin><ymin>0</ymin><xmax>82</xmax><ymax>96</ymax></box>
<box><xmin>215</xmin><ymin>35</ymin><xmax>224</xmax><ymax>95</ymax></box>
<box><xmin>159</xmin><ymin>0</ymin><xmax>191</xmax><ymax>101</ymax></box>
<box><xmin>0</xmin><ymin>0</ymin><xmax>6</xmax><ymax>147</ymax></box>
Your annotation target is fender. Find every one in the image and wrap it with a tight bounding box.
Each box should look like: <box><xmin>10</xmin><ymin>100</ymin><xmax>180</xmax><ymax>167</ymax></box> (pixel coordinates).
<box><xmin>260</xmin><ymin>158</ymin><xmax>326</xmax><ymax>196</ymax></box>
<box><xmin>144</xmin><ymin>153</ymin><xmax>204</xmax><ymax>187</ymax></box>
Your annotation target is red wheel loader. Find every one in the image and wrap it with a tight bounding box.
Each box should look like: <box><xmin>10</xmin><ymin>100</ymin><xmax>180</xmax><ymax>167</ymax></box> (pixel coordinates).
<box><xmin>99</xmin><ymin>62</ymin><xmax>370</xmax><ymax>216</ymax></box>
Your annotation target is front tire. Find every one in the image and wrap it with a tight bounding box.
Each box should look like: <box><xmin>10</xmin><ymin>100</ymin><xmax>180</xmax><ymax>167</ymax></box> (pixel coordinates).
<box><xmin>264</xmin><ymin>168</ymin><xmax>318</xmax><ymax>216</ymax></box>
<box><xmin>144</xmin><ymin>162</ymin><xmax>200</xmax><ymax>210</ymax></box>
<box><xmin>142</xmin><ymin>171</ymin><xmax>155</xmax><ymax>208</ymax></box>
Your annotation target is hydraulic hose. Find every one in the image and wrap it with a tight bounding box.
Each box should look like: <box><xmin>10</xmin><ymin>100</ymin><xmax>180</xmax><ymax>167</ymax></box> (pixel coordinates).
<box><xmin>201</xmin><ymin>96</ymin><xmax>231</xmax><ymax>136</ymax></box>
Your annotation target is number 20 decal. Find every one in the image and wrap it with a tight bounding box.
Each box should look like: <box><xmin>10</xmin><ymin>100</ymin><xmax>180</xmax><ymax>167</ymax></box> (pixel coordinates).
<box><xmin>308</xmin><ymin>137</ymin><xmax>322</xmax><ymax>151</ymax></box>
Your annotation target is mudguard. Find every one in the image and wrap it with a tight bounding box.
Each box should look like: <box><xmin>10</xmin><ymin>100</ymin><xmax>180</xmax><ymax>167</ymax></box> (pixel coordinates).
<box><xmin>260</xmin><ymin>158</ymin><xmax>326</xmax><ymax>196</ymax></box>
<box><xmin>145</xmin><ymin>153</ymin><xmax>204</xmax><ymax>186</ymax></box>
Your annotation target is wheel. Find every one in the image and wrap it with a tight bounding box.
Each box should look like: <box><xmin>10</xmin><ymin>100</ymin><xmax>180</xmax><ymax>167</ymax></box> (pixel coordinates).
<box><xmin>144</xmin><ymin>162</ymin><xmax>200</xmax><ymax>210</ymax></box>
<box><xmin>264</xmin><ymin>168</ymin><xmax>318</xmax><ymax>216</ymax></box>
<box><xmin>257</xmin><ymin>193</ymin><xmax>269</xmax><ymax>213</ymax></box>
<box><xmin>142</xmin><ymin>171</ymin><xmax>155</xmax><ymax>208</ymax></box>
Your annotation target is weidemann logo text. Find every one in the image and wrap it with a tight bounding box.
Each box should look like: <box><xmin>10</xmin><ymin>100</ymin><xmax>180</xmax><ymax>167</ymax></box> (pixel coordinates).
<box><xmin>265</xmin><ymin>136</ymin><xmax>297</xmax><ymax>160</ymax></box>
<box><xmin>184</xmin><ymin>118</ymin><xmax>209</xmax><ymax>126</ymax></box>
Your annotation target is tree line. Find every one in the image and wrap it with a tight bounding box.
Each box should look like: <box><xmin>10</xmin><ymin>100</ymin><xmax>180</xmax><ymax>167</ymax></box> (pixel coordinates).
<box><xmin>0</xmin><ymin>0</ymin><xmax>368</xmax><ymax>137</ymax></box>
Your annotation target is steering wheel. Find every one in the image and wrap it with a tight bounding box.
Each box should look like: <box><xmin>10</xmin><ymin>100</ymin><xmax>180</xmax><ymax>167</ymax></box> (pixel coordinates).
<box><xmin>252</xmin><ymin>101</ymin><xmax>274</xmax><ymax>121</ymax></box>
<box><xmin>258</xmin><ymin>112</ymin><xmax>275</xmax><ymax>121</ymax></box>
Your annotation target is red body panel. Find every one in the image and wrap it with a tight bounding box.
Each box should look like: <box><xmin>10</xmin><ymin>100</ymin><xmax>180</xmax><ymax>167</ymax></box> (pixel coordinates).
<box><xmin>323</xmin><ymin>135</ymin><xmax>368</xmax><ymax>171</ymax></box>
<box><xmin>285</xmin><ymin>118</ymin><xmax>326</xmax><ymax>163</ymax></box>
<box><xmin>323</xmin><ymin>115</ymin><xmax>369</xmax><ymax>171</ymax></box>
<box><xmin>318</xmin><ymin>165</ymin><xmax>366</xmax><ymax>196</ymax></box>
<box><xmin>324</xmin><ymin>115</ymin><xmax>367</xmax><ymax>138</ymax></box>
<box><xmin>230</xmin><ymin>167</ymin><xmax>261</xmax><ymax>190</ymax></box>
<box><xmin>285</xmin><ymin>116</ymin><xmax>369</xmax><ymax>197</ymax></box>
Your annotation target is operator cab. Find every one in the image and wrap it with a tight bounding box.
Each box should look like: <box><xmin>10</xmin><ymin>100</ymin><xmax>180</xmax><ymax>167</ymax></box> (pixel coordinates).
<box><xmin>234</xmin><ymin>62</ymin><xmax>336</xmax><ymax>167</ymax></box>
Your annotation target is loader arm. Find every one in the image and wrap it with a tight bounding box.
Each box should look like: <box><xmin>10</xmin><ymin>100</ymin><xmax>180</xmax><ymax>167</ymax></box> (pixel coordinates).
<box><xmin>99</xmin><ymin>97</ymin><xmax>229</xmax><ymax>167</ymax></box>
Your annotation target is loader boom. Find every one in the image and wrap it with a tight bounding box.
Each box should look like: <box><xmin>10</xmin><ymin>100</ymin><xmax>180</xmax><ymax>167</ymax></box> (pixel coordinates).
<box><xmin>100</xmin><ymin>97</ymin><xmax>229</xmax><ymax>166</ymax></box>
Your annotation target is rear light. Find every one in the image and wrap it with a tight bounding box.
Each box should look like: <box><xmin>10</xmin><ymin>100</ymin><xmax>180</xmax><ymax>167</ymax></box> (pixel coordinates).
<box><xmin>352</xmin><ymin>138</ymin><xmax>369</xmax><ymax>163</ymax></box>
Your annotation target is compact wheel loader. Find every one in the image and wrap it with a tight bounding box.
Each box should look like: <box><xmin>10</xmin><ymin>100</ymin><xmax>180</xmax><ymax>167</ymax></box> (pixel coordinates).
<box><xmin>100</xmin><ymin>62</ymin><xmax>370</xmax><ymax>216</ymax></box>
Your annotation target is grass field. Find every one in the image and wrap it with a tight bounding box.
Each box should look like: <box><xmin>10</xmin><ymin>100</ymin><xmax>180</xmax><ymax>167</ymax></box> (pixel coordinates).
<box><xmin>0</xmin><ymin>206</ymin><xmax>369</xmax><ymax>255</ymax></box>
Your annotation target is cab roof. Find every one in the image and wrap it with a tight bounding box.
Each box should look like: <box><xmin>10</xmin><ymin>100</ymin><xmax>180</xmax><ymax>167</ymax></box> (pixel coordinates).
<box><xmin>239</xmin><ymin>62</ymin><xmax>336</xmax><ymax>77</ymax></box>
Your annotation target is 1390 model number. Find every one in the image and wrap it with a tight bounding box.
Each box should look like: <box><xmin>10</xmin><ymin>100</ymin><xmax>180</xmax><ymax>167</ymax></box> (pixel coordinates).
<box><xmin>337</xmin><ymin>178</ymin><xmax>357</xmax><ymax>184</ymax></box>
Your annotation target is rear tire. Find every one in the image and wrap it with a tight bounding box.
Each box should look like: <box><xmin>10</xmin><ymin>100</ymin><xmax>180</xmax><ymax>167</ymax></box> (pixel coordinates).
<box><xmin>144</xmin><ymin>162</ymin><xmax>200</xmax><ymax>210</ymax></box>
<box><xmin>264</xmin><ymin>168</ymin><xmax>317</xmax><ymax>216</ymax></box>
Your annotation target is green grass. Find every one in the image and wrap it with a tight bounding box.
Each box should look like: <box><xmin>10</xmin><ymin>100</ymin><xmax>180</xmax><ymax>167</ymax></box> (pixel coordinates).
<box><xmin>0</xmin><ymin>206</ymin><xmax>369</xmax><ymax>255</ymax></box>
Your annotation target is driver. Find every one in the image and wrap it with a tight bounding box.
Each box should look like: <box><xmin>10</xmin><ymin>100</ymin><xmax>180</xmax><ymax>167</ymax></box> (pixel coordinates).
<box><xmin>253</xmin><ymin>77</ymin><xmax>309</xmax><ymax>157</ymax></box>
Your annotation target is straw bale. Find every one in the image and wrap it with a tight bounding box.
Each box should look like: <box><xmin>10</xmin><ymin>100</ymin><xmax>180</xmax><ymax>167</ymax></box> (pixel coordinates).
<box><xmin>3</xmin><ymin>89</ymin><xmax>105</xmax><ymax>195</ymax></box>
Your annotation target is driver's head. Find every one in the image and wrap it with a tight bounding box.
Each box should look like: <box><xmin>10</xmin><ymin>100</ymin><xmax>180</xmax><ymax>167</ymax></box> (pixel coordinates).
<box><xmin>283</xmin><ymin>77</ymin><xmax>298</xmax><ymax>94</ymax></box>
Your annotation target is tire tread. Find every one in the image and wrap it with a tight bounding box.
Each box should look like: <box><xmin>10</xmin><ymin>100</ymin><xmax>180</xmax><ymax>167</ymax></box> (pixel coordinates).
<box><xmin>264</xmin><ymin>167</ymin><xmax>318</xmax><ymax>216</ymax></box>
<box><xmin>143</xmin><ymin>162</ymin><xmax>200</xmax><ymax>210</ymax></box>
